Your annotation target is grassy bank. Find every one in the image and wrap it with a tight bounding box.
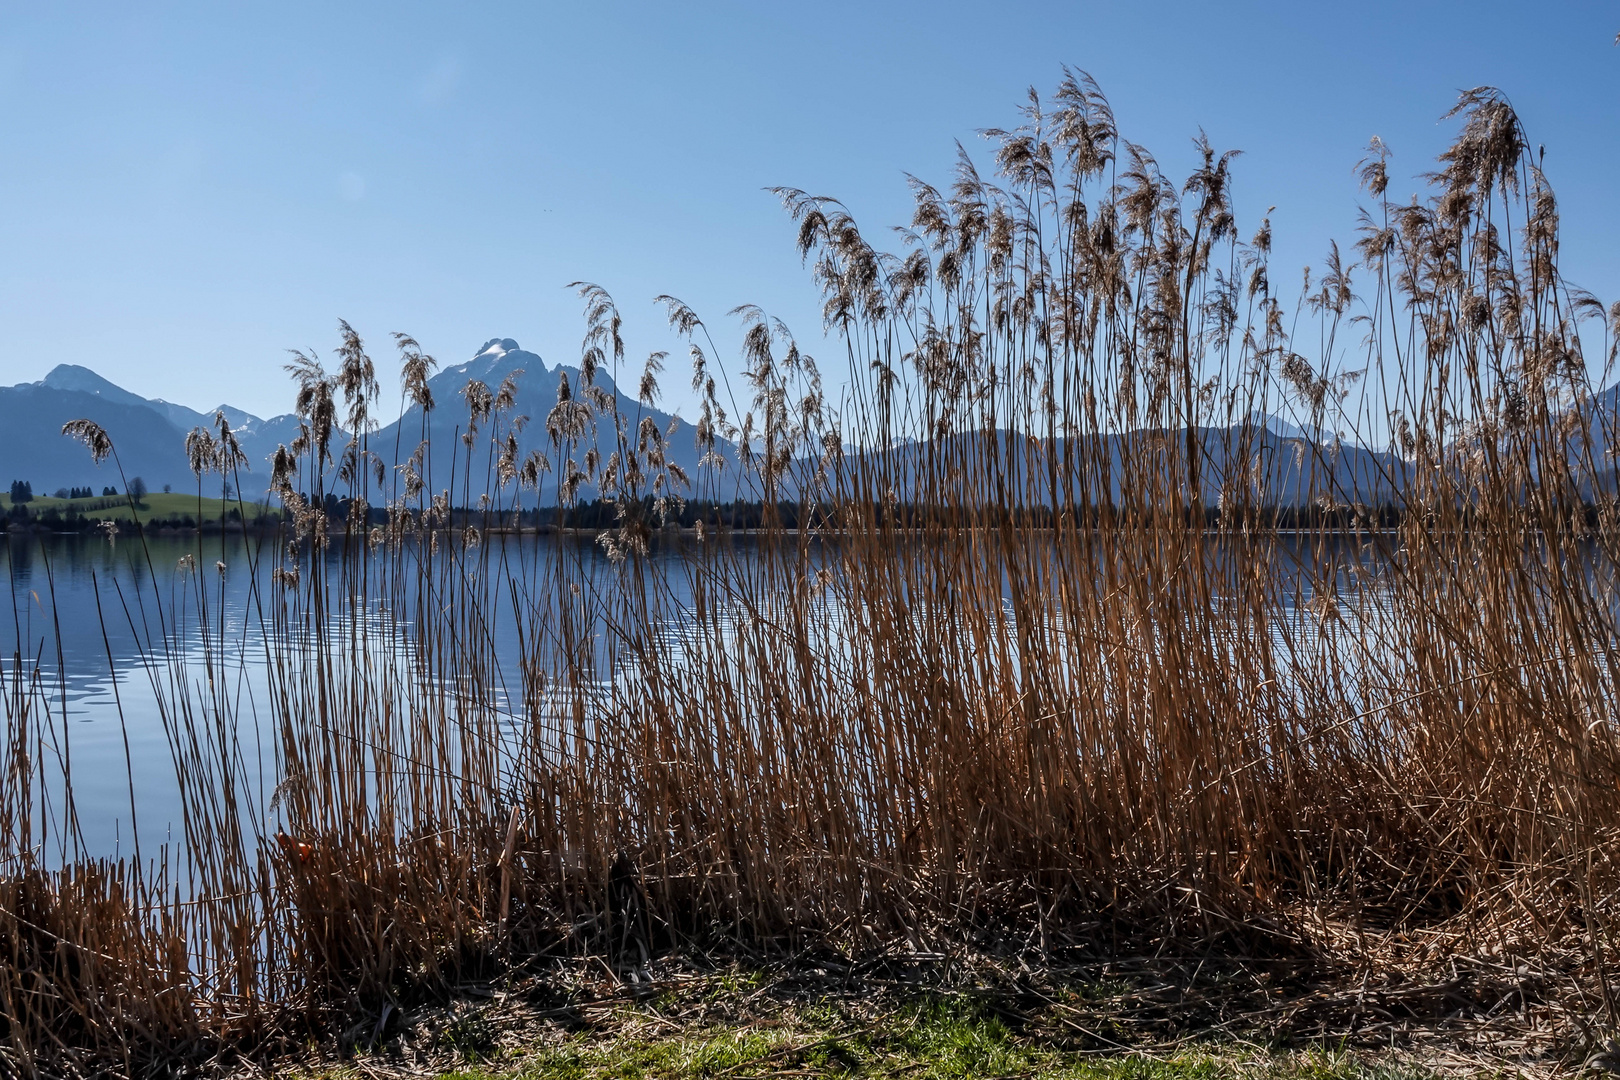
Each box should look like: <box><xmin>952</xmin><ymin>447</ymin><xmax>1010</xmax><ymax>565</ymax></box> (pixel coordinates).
<box><xmin>318</xmin><ymin>1008</ymin><xmax>1426</xmax><ymax>1080</ymax></box>
<box><xmin>0</xmin><ymin>490</ymin><xmax>265</xmax><ymax>525</ymax></box>
<box><xmin>287</xmin><ymin>961</ymin><xmax>1561</xmax><ymax>1080</ymax></box>
<box><xmin>6</xmin><ymin>74</ymin><xmax>1620</xmax><ymax>1077</ymax></box>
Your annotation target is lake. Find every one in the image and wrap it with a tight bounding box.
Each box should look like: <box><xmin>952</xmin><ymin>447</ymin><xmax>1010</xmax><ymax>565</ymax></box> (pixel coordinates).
<box><xmin>3</xmin><ymin>527</ymin><xmax>1391</xmax><ymax>866</ymax></box>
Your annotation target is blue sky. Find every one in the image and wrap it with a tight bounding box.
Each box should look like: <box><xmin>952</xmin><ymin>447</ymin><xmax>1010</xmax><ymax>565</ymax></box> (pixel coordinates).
<box><xmin>1</xmin><ymin>1</ymin><xmax>1617</xmax><ymax>422</ymax></box>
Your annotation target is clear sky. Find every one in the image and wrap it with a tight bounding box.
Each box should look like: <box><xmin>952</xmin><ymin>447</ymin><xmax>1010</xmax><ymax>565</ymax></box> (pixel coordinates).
<box><xmin>1</xmin><ymin>1</ymin><xmax>1617</xmax><ymax>422</ymax></box>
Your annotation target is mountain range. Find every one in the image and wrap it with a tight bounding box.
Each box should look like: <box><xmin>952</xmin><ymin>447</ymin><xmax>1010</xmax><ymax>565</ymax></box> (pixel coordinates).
<box><xmin>7</xmin><ymin>336</ymin><xmax>1614</xmax><ymax>510</ymax></box>
<box><xmin>0</xmin><ymin>363</ymin><xmax>305</xmax><ymax>497</ymax></box>
<box><xmin>0</xmin><ymin>338</ymin><xmax>724</xmax><ymax>503</ymax></box>
<box><xmin>365</xmin><ymin>338</ymin><xmax>729</xmax><ymax>504</ymax></box>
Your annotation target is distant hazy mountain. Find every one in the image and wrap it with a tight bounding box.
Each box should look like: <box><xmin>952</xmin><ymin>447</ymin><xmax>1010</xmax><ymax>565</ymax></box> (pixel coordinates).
<box><xmin>5</xmin><ymin>339</ymin><xmax>1513</xmax><ymax>511</ymax></box>
<box><xmin>0</xmin><ymin>340</ymin><xmax>734</xmax><ymax>504</ymax></box>
<box><xmin>1247</xmin><ymin>408</ymin><xmax>1339</xmax><ymax>445</ymax></box>
<box><xmin>366</xmin><ymin>337</ymin><xmax>739</xmax><ymax>504</ymax></box>
<box><xmin>0</xmin><ymin>364</ymin><xmax>307</xmax><ymax>495</ymax></box>
<box><xmin>838</xmin><ymin>424</ymin><xmax>1411</xmax><ymax>511</ymax></box>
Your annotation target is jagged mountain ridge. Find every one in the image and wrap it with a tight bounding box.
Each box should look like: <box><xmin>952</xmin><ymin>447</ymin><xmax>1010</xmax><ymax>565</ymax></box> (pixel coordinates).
<box><xmin>0</xmin><ymin>364</ymin><xmax>306</xmax><ymax>494</ymax></box>
<box><xmin>39</xmin><ymin>364</ymin><xmax>258</xmax><ymax>435</ymax></box>
<box><xmin>10</xmin><ymin>339</ymin><xmax>1608</xmax><ymax>509</ymax></box>
<box><xmin>364</xmin><ymin>337</ymin><xmax>733</xmax><ymax>504</ymax></box>
<box><xmin>0</xmin><ymin>340</ymin><xmax>732</xmax><ymax>503</ymax></box>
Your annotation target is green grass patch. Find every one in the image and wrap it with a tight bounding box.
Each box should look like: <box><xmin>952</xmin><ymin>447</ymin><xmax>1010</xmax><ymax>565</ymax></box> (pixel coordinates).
<box><xmin>316</xmin><ymin>993</ymin><xmax>1452</xmax><ymax>1080</ymax></box>
<box><xmin>502</xmin><ymin>1036</ymin><xmax>1435</xmax><ymax>1080</ymax></box>
<box><xmin>1</xmin><ymin>491</ymin><xmax>276</xmax><ymax>525</ymax></box>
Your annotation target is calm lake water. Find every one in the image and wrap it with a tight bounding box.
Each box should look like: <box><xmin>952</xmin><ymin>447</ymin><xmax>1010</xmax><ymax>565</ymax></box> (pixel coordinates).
<box><xmin>1</xmin><ymin>531</ymin><xmax>639</xmax><ymax>860</ymax></box>
<box><xmin>3</xmin><ymin>529</ymin><xmax>1366</xmax><ymax>863</ymax></box>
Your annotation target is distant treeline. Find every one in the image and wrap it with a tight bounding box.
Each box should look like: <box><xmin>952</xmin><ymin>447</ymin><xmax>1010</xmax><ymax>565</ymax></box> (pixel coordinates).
<box><xmin>17</xmin><ymin>490</ymin><xmax>1602</xmax><ymax>537</ymax></box>
<box><xmin>9</xmin><ymin>479</ymin><xmax>134</xmax><ymax>503</ymax></box>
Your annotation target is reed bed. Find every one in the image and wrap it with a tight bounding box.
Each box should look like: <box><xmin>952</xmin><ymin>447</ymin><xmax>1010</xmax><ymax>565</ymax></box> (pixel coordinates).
<box><xmin>5</xmin><ymin>75</ymin><xmax>1620</xmax><ymax>1076</ymax></box>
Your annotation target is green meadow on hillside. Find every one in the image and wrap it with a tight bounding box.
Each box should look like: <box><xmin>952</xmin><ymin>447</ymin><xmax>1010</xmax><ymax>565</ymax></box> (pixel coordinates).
<box><xmin>0</xmin><ymin>490</ymin><xmax>271</xmax><ymax>526</ymax></box>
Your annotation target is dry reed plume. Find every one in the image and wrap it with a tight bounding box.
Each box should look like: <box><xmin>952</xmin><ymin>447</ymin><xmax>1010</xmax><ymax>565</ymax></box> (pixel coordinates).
<box><xmin>5</xmin><ymin>74</ymin><xmax>1620</xmax><ymax>1075</ymax></box>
